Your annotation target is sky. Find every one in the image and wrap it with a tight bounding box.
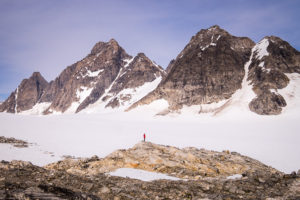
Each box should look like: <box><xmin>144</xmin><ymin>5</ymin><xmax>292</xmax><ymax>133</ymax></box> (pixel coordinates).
<box><xmin>0</xmin><ymin>0</ymin><xmax>300</xmax><ymax>101</ymax></box>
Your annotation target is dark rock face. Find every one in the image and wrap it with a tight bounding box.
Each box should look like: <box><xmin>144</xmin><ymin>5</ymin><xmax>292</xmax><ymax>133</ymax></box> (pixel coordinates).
<box><xmin>130</xmin><ymin>25</ymin><xmax>255</xmax><ymax>110</ymax></box>
<box><xmin>248</xmin><ymin>36</ymin><xmax>300</xmax><ymax>115</ymax></box>
<box><xmin>130</xmin><ymin>27</ymin><xmax>300</xmax><ymax>116</ymax></box>
<box><xmin>0</xmin><ymin>72</ymin><xmax>48</xmax><ymax>113</ymax></box>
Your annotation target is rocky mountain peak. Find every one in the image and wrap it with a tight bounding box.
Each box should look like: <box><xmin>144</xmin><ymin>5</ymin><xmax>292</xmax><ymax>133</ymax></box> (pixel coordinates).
<box><xmin>108</xmin><ymin>38</ymin><xmax>118</xmax><ymax>45</ymax></box>
<box><xmin>248</xmin><ymin>36</ymin><xmax>300</xmax><ymax>115</ymax></box>
<box><xmin>96</xmin><ymin>52</ymin><xmax>165</xmax><ymax>110</ymax></box>
<box><xmin>130</xmin><ymin>25</ymin><xmax>255</xmax><ymax>112</ymax></box>
<box><xmin>90</xmin><ymin>38</ymin><xmax>122</xmax><ymax>56</ymax></box>
<box><xmin>0</xmin><ymin>72</ymin><xmax>48</xmax><ymax>113</ymax></box>
<box><xmin>30</xmin><ymin>72</ymin><xmax>44</xmax><ymax>80</ymax></box>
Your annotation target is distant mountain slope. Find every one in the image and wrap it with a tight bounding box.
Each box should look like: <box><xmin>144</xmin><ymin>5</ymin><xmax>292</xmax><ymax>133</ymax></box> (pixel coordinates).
<box><xmin>0</xmin><ymin>39</ymin><xmax>165</xmax><ymax>114</ymax></box>
<box><xmin>0</xmin><ymin>72</ymin><xmax>48</xmax><ymax>113</ymax></box>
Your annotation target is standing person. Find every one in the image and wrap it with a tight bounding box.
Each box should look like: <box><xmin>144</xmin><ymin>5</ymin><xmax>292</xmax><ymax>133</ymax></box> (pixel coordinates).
<box><xmin>143</xmin><ymin>133</ymin><xmax>146</xmax><ymax>142</ymax></box>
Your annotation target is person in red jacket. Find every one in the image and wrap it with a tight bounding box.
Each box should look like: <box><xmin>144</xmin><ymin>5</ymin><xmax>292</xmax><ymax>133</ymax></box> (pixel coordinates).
<box><xmin>143</xmin><ymin>133</ymin><xmax>146</xmax><ymax>142</ymax></box>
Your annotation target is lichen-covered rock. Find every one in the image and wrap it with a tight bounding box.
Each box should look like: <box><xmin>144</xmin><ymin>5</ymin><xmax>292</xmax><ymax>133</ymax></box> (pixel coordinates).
<box><xmin>46</xmin><ymin>142</ymin><xmax>279</xmax><ymax>180</ymax></box>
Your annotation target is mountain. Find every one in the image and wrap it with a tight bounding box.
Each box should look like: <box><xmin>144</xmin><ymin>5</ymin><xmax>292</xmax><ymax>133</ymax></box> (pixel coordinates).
<box><xmin>129</xmin><ymin>25</ymin><xmax>300</xmax><ymax>115</ymax></box>
<box><xmin>248</xmin><ymin>36</ymin><xmax>300</xmax><ymax>114</ymax></box>
<box><xmin>0</xmin><ymin>39</ymin><xmax>165</xmax><ymax>114</ymax></box>
<box><xmin>1</xmin><ymin>26</ymin><xmax>300</xmax><ymax>115</ymax></box>
<box><xmin>0</xmin><ymin>72</ymin><xmax>48</xmax><ymax>113</ymax></box>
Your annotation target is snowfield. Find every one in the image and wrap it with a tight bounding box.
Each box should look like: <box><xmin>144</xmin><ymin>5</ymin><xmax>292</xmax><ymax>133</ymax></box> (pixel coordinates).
<box><xmin>1</xmin><ymin>70</ymin><xmax>300</xmax><ymax>174</ymax></box>
<box><xmin>0</xmin><ymin>104</ymin><xmax>300</xmax><ymax>174</ymax></box>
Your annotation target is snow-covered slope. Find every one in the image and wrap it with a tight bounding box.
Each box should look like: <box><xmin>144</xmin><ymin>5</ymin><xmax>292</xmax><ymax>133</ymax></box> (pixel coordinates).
<box><xmin>0</xmin><ymin>107</ymin><xmax>299</xmax><ymax>173</ymax></box>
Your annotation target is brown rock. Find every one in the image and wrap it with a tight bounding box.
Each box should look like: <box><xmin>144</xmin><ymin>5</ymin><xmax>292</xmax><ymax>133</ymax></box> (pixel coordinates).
<box><xmin>0</xmin><ymin>72</ymin><xmax>48</xmax><ymax>113</ymax></box>
<box><xmin>130</xmin><ymin>25</ymin><xmax>254</xmax><ymax>112</ymax></box>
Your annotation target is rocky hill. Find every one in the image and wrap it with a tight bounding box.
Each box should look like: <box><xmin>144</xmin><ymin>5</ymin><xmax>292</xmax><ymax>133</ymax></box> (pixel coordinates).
<box><xmin>1</xmin><ymin>142</ymin><xmax>299</xmax><ymax>199</ymax></box>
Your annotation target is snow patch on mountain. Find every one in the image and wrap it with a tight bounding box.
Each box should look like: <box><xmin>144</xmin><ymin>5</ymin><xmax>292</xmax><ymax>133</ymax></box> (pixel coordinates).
<box><xmin>84</xmin><ymin>77</ymin><xmax>162</xmax><ymax>113</ymax></box>
<box><xmin>258</xmin><ymin>61</ymin><xmax>271</xmax><ymax>73</ymax></box>
<box><xmin>84</xmin><ymin>69</ymin><xmax>104</xmax><ymax>78</ymax></box>
<box><xmin>21</xmin><ymin>102</ymin><xmax>51</xmax><ymax>115</ymax></box>
<box><xmin>65</xmin><ymin>87</ymin><xmax>94</xmax><ymax>113</ymax></box>
<box><xmin>253</xmin><ymin>38</ymin><xmax>269</xmax><ymax>60</ymax></box>
<box><xmin>213</xmin><ymin>47</ymin><xmax>257</xmax><ymax>116</ymax></box>
<box><xmin>123</xmin><ymin>57</ymin><xmax>134</xmax><ymax>68</ymax></box>
<box><xmin>277</xmin><ymin>73</ymin><xmax>300</xmax><ymax>115</ymax></box>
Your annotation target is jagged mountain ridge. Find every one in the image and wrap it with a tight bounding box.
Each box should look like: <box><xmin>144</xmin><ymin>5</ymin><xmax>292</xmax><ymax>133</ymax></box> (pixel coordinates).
<box><xmin>1</xmin><ymin>25</ymin><xmax>300</xmax><ymax>115</ymax></box>
<box><xmin>0</xmin><ymin>39</ymin><xmax>165</xmax><ymax>114</ymax></box>
<box><xmin>130</xmin><ymin>25</ymin><xmax>300</xmax><ymax>115</ymax></box>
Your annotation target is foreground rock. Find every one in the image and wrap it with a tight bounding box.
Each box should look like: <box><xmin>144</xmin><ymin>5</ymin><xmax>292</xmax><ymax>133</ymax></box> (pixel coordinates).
<box><xmin>1</xmin><ymin>143</ymin><xmax>300</xmax><ymax>199</ymax></box>
<box><xmin>46</xmin><ymin>142</ymin><xmax>278</xmax><ymax>179</ymax></box>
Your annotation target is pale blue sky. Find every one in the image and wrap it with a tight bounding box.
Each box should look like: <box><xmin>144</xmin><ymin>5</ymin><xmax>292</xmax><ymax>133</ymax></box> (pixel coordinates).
<box><xmin>0</xmin><ymin>0</ymin><xmax>300</xmax><ymax>100</ymax></box>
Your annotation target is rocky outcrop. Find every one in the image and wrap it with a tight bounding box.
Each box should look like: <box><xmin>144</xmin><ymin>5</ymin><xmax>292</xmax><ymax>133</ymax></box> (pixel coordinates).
<box><xmin>130</xmin><ymin>25</ymin><xmax>255</xmax><ymax>111</ymax></box>
<box><xmin>0</xmin><ymin>72</ymin><xmax>48</xmax><ymax>113</ymax></box>
<box><xmin>1</xmin><ymin>143</ymin><xmax>300</xmax><ymax>199</ymax></box>
<box><xmin>248</xmin><ymin>36</ymin><xmax>300</xmax><ymax>115</ymax></box>
<box><xmin>45</xmin><ymin>142</ymin><xmax>279</xmax><ymax>180</ymax></box>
